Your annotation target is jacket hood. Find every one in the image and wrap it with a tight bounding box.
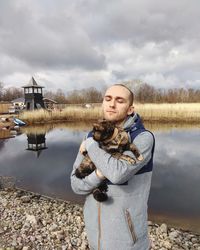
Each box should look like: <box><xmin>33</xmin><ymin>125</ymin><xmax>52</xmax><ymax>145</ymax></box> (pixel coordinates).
<box><xmin>122</xmin><ymin>112</ymin><xmax>144</xmax><ymax>132</ymax></box>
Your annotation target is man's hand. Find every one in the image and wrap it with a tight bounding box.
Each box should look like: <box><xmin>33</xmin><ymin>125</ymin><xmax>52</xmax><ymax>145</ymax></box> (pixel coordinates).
<box><xmin>80</xmin><ymin>139</ymin><xmax>106</xmax><ymax>180</ymax></box>
<box><xmin>95</xmin><ymin>169</ymin><xmax>106</xmax><ymax>180</ymax></box>
<box><xmin>79</xmin><ymin>140</ymin><xmax>86</xmax><ymax>154</ymax></box>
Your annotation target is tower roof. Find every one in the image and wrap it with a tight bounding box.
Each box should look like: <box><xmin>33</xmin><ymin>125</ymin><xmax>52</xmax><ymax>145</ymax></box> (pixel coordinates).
<box><xmin>29</xmin><ymin>77</ymin><xmax>38</xmax><ymax>86</ymax></box>
<box><xmin>22</xmin><ymin>77</ymin><xmax>44</xmax><ymax>88</ymax></box>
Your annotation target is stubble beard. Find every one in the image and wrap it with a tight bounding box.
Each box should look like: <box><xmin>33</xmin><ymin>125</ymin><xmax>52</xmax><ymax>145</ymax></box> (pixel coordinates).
<box><xmin>103</xmin><ymin>112</ymin><xmax>127</xmax><ymax>127</ymax></box>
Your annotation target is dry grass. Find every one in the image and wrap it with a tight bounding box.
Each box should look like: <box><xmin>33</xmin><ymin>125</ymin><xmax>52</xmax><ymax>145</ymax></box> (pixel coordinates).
<box><xmin>19</xmin><ymin>107</ymin><xmax>103</xmax><ymax>125</ymax></box>
<box><xmin>135</xmin><ymin>103</ymin><xmax>200</xmax><ymax>122</ymax></box>
<box><xmin>144</xmin><ymin>121</ymin><xmax>200</xmax><ymax>132</ymax></box>
<box><xmin>18</xmin><ymin>103</ymin><xmax>200</xmax><ymax>124</ymax></box>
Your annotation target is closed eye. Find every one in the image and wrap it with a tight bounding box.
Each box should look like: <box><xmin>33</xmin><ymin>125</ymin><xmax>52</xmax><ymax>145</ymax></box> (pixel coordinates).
<box><xmin>116</xmin><ymin>97</ymin><xmax>126</xmax><ymax>103</ymax></box>
<box><xmin>104</xmin><ymin>96</ymin><xmax>111</xmax><ymax>101</ymax></box>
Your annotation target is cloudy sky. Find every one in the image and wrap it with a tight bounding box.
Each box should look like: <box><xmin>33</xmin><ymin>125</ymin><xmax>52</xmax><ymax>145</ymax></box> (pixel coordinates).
<box><xmin>0</xmin><ymin>0</ymin><xmax>200</xmax><ymax>93</ymax></box>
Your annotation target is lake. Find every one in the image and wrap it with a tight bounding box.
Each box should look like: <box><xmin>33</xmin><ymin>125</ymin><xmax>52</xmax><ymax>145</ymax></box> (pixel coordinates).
<box><xmin>0</xmin><ymin>121</ymin><xmax>200</xmax><ymax>234</ymax></box>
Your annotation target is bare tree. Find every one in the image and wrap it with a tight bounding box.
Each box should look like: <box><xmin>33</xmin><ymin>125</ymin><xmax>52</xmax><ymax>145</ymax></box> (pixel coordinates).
<box><xmin>2</xmin><ymin>87</ymin><xmax>23</xmax><ymax>101</ymax></box>
<box><xmin>43</xmin><ymin>90</ymin><xmax>56</xmax><ymax>100</ymax></box>
<box><xmin>54</xmin><ymin>89</ymin><xmax>67</xmax><ymax>103</ymax></box>
<box><xmin>1</xmin><ymin>80</ymin><xmax>200</xmax><ymax>103</ymax></box>
<box><xmin>66</xmin><ymin>90</ymin><xmax>84</xmax><ymax>104</ymax></box>
<box><xmin>66</xmin><ymin>87</ymin><xmax>103</xmax><ymax>104</ymax></box>
<box><xmin>0</xmin><ymin>82</ymin><xmax>4</xmax><ymax>101</ymax></box>
<box><xmin>81</xmin><ymin>87</ymin><xmax>103</xmax><ymax>103</ymax></box>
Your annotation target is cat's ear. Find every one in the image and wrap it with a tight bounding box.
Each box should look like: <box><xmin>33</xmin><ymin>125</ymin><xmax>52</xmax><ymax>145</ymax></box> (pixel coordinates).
<box><xmin>97</xmin><ymin>118</ymin><xmax>105</xmax><ymax>123</ymax></box>
<box><xmin>93</xmin><ymin>123</ymin><xmax>99</xmax><ymax>130</ymax></box>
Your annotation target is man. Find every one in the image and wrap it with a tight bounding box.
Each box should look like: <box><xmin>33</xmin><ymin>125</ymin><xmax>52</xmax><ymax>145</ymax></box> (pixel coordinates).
<box><xmin>70</xmin><ymin>84</ymin><xmax>155</xmax><ymax>250</ymax></box>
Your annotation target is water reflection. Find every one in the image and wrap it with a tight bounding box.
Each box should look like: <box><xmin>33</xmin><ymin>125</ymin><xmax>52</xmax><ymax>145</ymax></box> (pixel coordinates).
<box><xmin>148</xmin><ymin>128</ymin><xmax>200</xmax><ymax>233</ymax></box>
<box><xmin>0</xmin><ymin>122</ymin><xmax>200</xmax><ymax>233</ymax></box>
<box><xmin>26</xmin><ymin>133</ymin><xmax>48</xmax><ymax>158</ymax></box>
<box><xmin>0</xmin><ymin>126</ymin><xmax>85</xmax><ymax>204</ymax></box>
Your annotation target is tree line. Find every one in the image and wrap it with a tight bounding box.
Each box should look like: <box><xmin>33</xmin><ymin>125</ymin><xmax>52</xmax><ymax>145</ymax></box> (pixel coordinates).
<box><xmin>132</xmin><ymin>83</ymin><xmax>200</xmax><ymax>103</ymax></box>
<box><xmin>0</xmin><ymin>81</ymin><xmax>199</xmax><ymax>103</ymax></box>
<box><xmin>44</xmin><ymin>87</ymin><xmax>103</xmax><ymax>104</ymax></box>
<box><xmin>0</xmin><ymin>82</ymin><xmax>23</xmax><ymax>102</ymax></box>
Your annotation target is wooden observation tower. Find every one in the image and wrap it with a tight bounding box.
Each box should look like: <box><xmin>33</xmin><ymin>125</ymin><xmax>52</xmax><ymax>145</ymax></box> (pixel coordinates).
<box><xmin>22</xmin><ymin>77</ymin><xmax>45</xmax><ymax>110</ymax></box>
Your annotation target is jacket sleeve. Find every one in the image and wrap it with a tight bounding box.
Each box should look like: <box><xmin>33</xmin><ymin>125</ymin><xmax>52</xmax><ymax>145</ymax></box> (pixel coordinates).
<box><xmin>70</xmin><ymin>149</ymin><xmax>104</xmax><ymax>195</ymax></box>
<box><xmin>85</xmin><ymin>131</ymin><xmax>154</xmax><ymax>184</ymax></box>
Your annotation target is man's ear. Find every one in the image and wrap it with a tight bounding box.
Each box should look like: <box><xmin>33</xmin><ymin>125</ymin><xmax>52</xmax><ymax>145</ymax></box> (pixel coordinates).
<box><xmin>127</xmin><ymin>105</ymin><xmax>134</xmax><ymax>115</ymax></box>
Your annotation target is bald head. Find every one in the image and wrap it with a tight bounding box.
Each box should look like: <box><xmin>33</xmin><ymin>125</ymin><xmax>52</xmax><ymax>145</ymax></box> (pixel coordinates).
<box><xmin>108</xmin><ymin>83</ymin><xmax>134</xmax><ymax>106</ymax></box>
<box><xmin>112</xmin><ymin>84</ymin><xmax>134</xmax><ymax>106</ymax></box>
<box><xmin>102</xmin><ymin>84</ymin><xmax>135</xmax><ymax>125</ymax></box>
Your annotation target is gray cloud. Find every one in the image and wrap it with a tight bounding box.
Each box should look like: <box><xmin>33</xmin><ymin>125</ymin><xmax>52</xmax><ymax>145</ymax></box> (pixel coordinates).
<box><xmin>0</xmin><ymin>1</ymin><xmax>106</xmax><ymax>72</ymax></box>
<box><xmin>0</xmin><ymin>0</ymin><xmax>200</xmax><ymax>90</ymax></box>
<box><xmin>78</xmin><ymin>0</ymin><xmax>200</xmax><ymax>45</ymax></box>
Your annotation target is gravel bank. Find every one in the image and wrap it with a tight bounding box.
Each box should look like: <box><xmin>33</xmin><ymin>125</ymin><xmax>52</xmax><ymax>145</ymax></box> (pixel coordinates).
<box><xmin>0</xmin><ymin>189</ymin><xmax>200</xmax><ymax>250</ymax></box>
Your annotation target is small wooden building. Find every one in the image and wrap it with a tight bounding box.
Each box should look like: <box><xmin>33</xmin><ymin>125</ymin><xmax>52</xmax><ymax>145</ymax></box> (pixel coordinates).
<box><xmin>0</xmin><ymin>101</ymin><xmax>11</xmax><ymax>114</ymax></box>
<box><xmin>43</xmin><ymin>98</ymin><xmax>58</xmax><ymax>110</ymax></box>
<box><xmin>11</xmin><ymin>97</ymin><xmax>25</xmax><ymax>110</ymax></box>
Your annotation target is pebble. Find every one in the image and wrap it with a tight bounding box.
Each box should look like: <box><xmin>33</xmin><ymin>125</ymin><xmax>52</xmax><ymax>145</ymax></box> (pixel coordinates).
<box><xmin>0</xmin><ymin>188</ymin><xmax>200</xmax><ymax>249</ymax></box>
<box><xmin>20</xmin><ymin>196</ymin><xmax>31</xmax><ymax>203</ymax></box>
<box><xmin>160</xmin><ymin>223</ymin><xmax>168</xmax><ymax>233</ymax></box>
<box><xmin>169</xmin><ymin>231</ymin><xmax>179</xmax><ymax>240</ymax></box>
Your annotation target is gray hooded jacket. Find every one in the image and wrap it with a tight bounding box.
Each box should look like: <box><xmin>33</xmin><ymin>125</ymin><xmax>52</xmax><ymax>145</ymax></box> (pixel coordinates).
<box><xmin>70</xmin><ymin>113</ymin><xmax>155</xmax><ymax>250</ymax></box>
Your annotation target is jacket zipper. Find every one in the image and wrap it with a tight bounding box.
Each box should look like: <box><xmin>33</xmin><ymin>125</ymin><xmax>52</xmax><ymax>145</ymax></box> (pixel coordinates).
<box><xmin>98</xmin><ymin>201</ymin><xmax>101</xmax><ymax>250</ymax></box>
<box><xmin>125</xmin><ymin>209</ymin><xmax>137</xmax><ymax>244</ymax></box>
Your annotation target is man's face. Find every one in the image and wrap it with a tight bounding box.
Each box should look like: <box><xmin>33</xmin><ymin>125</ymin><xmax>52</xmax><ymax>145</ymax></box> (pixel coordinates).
<box><xmin>102</xmin><ymin>85</ymin><xmax>134</xmax><ymax>125</ymax></box>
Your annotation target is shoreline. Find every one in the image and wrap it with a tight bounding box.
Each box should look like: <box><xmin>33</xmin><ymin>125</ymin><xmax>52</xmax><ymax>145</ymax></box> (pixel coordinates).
<box><xmin>1</xmin><ymin>115</ymin><xmax>200</xmax><ymax>128</ymax></box>
<box><xmin>0</xmin><ymin>188</ymin><xmax>200</xmax><ymax>250</ymax></box>
<box><xmin>1</xmin><ymin>102</ymin><xmax>200</xmax><ymax>125</ymax></box>
<box><xmin>18</xmin><ymin>103</ymin><xmax>200</xmax><ymax>125</ymax></box>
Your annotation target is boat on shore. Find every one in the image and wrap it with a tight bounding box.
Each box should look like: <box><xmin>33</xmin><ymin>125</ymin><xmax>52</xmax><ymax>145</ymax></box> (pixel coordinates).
<box><xmin>13</xmin><ymin>118</ymin><xmax>26</xmax><ymax>126</ymax></box>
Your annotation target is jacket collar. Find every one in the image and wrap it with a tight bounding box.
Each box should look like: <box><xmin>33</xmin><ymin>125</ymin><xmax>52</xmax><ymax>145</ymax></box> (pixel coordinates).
<box><xmin>123</xmin><ymin>112</ymin><xmax>144</xmax><ymax>132</ymax></box>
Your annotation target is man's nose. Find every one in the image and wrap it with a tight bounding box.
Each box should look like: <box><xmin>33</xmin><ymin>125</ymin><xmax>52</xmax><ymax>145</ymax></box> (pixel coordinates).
<box><xmin>109</xmin><ymin>99</ymin><xmax>116</xmax><ymax>108</ymax></box>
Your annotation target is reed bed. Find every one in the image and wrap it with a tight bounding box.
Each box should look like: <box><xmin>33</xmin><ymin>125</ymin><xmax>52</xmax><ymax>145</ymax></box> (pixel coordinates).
<box><xmin>19</xmin><ymin>106</ymin><xmax>103</xmax><ymax>125</ymax></box>
<box><xmin>144</xmin><ymin>121</ymin><xmax>200</xmax><ymax>132</ymax></box>
<box><xmin>136</xmin><ymin>103</ymin><xmax>200</xmax><ymax>122</ymax></box>
<box><xmin>18</xmin><ymin>103</ymin><xmax>200</xmax><ymax>124</ymax></box>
